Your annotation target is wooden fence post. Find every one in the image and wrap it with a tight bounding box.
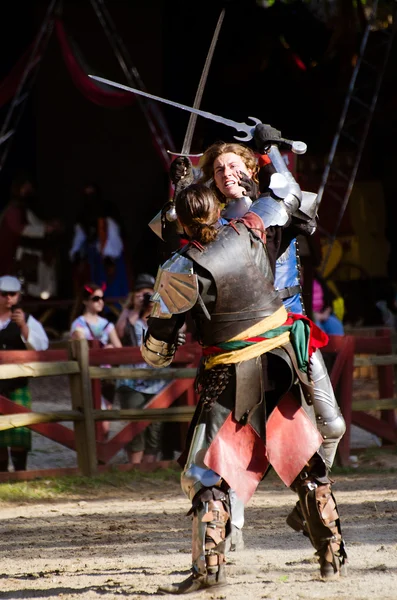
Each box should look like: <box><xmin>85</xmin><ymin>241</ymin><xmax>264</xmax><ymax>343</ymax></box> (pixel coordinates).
<box><xmin>68</xmin><ymin>339</ymin><xmax>98</xmax><ymax>476</ymax></box>
<box><xmin>89</xmin><ymin>339</ymin><xmax>107</xmax><ymax>442</ymax></box>
<box><xmin>335</xmin><ymin>336</ymin><xmax>355</xmax><ymax>466</ymax></box>
<box><xmin>376</xmin><ymin>329</ymin><xmax>397</xmax><ymax>436</ymax></box>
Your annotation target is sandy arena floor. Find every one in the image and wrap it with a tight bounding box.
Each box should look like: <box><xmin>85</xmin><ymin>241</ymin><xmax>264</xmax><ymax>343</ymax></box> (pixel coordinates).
<box><xmin>0</xmin><ymin>377</ymin><xmax>395</xmax><ymax>599</ymax></box>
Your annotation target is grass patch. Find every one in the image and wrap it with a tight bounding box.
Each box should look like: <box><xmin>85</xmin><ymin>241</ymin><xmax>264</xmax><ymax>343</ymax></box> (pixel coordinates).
<box><xmin>1</xmin><ymin>447</ymin><xmax>396</xmax><ymax>504</ymax></box>
<box><xmin>0</xmin><ymin>465</ymin><xmax>181</xmax><ymax>504</ymax></box>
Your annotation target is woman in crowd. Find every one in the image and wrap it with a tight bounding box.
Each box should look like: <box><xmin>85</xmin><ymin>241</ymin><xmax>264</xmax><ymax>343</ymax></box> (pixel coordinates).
<box><xmin>115</xmin><ymin>273</ymin><xmax>167</xmax><ymax>464</ymax></box>
<box><xmin>70</xmin><ymin>282</ymin><xmax>122</xmax><ymax>436</ymax></box>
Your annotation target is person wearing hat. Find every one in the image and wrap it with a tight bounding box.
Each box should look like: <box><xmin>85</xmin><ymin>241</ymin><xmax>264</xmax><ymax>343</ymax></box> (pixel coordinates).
<box><xmin>115</xmin><ymin>274</ymin><xmax>168</xmax><ymax>464</ymax></box>
<box><xmin>0</xmin><ymin>275</ymin><xmax>49</xmax><ymax>472</ymax></box>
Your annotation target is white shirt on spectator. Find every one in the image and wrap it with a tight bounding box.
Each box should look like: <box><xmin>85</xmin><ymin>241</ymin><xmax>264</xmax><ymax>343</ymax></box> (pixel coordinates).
<box><xmin>0</xmin><ymin>315</ymin><xmax>49</xmax><ymax>351</ymax></box>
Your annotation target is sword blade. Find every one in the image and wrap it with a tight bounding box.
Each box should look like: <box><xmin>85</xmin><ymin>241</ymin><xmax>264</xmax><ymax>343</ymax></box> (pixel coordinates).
<box><xmin>89</xmin><ymin>74</ymin><xmax>254</xmax><ymax>140</ymax></box>
<box><xmin>181</xmin><ymin>8</ymin><xmax>225</xmax><ymax>155</ymax></box>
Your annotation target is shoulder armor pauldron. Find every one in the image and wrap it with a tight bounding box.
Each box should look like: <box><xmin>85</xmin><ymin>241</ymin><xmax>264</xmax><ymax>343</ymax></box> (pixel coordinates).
<box><xmin>150</xmin><ymin>251</ymin><xmax>199</xmax><ymax>319</ymax></box>
<box><xmin>249</xmin><ymin>194</ymin><xmax>290</xmax><ymax>227</ymax></box>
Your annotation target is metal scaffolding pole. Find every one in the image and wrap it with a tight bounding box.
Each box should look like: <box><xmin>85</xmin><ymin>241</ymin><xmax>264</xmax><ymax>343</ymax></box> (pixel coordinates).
<box><xmin>89</xmin><ymin>0</ymin><xmax>174</xmax><ymax>168</ymax></box>
<box><xmin>318</xmin><ymin>0</ymin><xmax>397</xmax><ymax>276</ymax></box>
<box><xmin>0</xmin><ymin>0</ymin><xmax>61</xmax><ymax>175</ymax></box>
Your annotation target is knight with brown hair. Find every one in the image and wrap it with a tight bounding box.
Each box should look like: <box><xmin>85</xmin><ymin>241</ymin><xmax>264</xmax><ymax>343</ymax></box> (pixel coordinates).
<box><xmin>142</xmin><ymin>182</ymin><xmax>347</xmax><ymax>594</ymax></box>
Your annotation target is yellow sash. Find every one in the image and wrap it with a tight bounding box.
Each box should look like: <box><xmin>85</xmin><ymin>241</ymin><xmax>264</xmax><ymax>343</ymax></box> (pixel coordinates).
<box><xmin>205</xmin><ymin>305</ymin><xmax>289</xmax><ymax>369</ymax></box>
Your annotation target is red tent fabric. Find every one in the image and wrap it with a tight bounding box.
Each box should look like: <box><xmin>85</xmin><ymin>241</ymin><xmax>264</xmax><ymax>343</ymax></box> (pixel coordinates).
<box><xmin>55</xmin><ymin>19</ymin><xmax>136</xmax><ymax>108</ymax></box>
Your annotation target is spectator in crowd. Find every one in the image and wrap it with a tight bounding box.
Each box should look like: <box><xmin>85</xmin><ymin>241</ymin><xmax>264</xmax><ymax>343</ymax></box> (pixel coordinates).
<box><xmin>312</xmin><ymin>273</ymin><xmax>344</xmax><ymax>335</ymax></box>
<box><xmin>0</xmin><ymin>275</ymin><xmax>49</xmax><ymax>471</ymax></box>
<box><xmin>70</xmin><ymin>282</ymin><xmax>122</xmax><ymax>436</ymax></box>
<box><xmin>69</xmin><ymin>183</ymin><xmax>131</xmax><ymax>300</ymax></box>
<box><xmin>115</xmin><ymin>273</ymin><xmax>167</xmax><ymax>464</ymax></box>
<box><xmin>0</xmin><ymin>174</ymin><xmax>62</xmax><ymax>298</ymax></box>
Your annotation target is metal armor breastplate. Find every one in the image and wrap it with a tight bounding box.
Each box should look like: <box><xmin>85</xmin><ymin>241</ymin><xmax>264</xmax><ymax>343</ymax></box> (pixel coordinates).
<box><xmin>275</xmin><ymin>239</ymin><xmax>303</xmax><ymax>313</ymax></box>
<box><xmin>186</xmin><ymin>222</ymin><xmax>283</xmax><ymax>345</ymax></box>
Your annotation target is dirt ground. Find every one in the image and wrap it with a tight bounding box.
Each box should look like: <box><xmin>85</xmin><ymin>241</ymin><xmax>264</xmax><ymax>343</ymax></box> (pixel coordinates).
<box><xmin>0</xmin><ymin>470</ymin><xmax>397</xmax><ymax>600</ymax></box>
<box><xmin>1</xmin><ymin>378</ymin><xmax>396</xmax><ymax>599</ymax></box>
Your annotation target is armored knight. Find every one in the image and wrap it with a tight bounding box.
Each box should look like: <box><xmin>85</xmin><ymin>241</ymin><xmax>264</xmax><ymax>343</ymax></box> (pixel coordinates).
<box><xmin>159</xmin><ymin>128</ymin><xmax>346</xmax><ymax>475</ymax></box>
<box><xmin>220</xmin><ymin>124</ymin><xmax>347</xmax><ymax>472</ymax></box>
<box><xmin>143</xmin><ymin>183</ymin><xmax>347</xmax><ymax>593</ymax></box>
<box><xmin>163</xmin><ymin>129</ymin><xmax>346</xmax><ymax>547</ymax></box>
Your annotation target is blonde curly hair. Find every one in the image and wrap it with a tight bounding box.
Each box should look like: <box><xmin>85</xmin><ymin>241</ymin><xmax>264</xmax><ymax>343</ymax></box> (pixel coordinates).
<box><xmin>198</xmin><ymin>141</ymin><xmax>259</xmax><ymax>203</ymax></box>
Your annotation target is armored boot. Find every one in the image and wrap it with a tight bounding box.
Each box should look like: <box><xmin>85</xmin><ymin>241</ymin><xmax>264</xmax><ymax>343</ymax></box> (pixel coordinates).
<box><xmin>158</xmin><ymin>497</ymin><xmax>229</xmax><ymax>594</ymax></box>
<box><xmin>293</xmin><ymin>471</ymin><xmax>347</xmax><ymax>579</ymax></box>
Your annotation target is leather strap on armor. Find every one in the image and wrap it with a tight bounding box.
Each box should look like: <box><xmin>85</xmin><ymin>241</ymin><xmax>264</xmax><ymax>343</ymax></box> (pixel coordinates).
<box><xmin>191</xmin><ymin>488</ymin><xmax>230</xmax><ymax>576</ymax></box>
<box><xmin>292</xmin><ymin>468</ymin><xmax>347</xmax><ymax>579</ymax></box>
<box><xmin>278</xmin><ymin>284</ymin><xmax>302</xmax><ymax>300</ymax></box>
<box><xmin>158</xmin><ymin>490</ymin><xmax>229</xmax><ymax>594</ymax></box>
<box><xmin>209</xmin><ymin>307</ymin><xmax>276</xmax><ymax>323</ymax></box>
<box><xmin>202</xmin><ymin>499</ymin><xmax>229</xmax><ymax>573</ymax></box>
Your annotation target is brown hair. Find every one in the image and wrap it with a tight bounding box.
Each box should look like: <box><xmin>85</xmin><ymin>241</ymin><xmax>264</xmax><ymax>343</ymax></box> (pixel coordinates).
<box><xmin>198</xmin><ymin>141</ymin><xmax>259</xmax><ymax>202</ymax></box>
<box><xmin>175</xmin><ymin>183</ymin><xmax>220</xmax><ymax>244</ymax></box>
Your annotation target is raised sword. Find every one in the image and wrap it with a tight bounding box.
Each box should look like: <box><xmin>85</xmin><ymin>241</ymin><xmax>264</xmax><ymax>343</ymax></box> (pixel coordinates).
<box><xmin>89</xmin><ymin>74</ymin><xmax>306</xmax><ymax>153</ymax></box>
<box><xmin>170</xmin><ymin>7</ymin><xmax>225</xmax><ymax>157</ymax></box>
<box><xmin>90</xmin><ymin>73</ymin><xmax>262</xmax><ymax>142</ymax></box>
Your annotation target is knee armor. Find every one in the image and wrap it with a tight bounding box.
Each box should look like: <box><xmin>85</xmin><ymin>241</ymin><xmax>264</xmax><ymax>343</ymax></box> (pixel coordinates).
<box><xmin>181</xmin><ymin>423</ymin><xmax>222</xmax><ymax>501</ymax></box>
<box><xmin>310</xmin><ymin>351</ymin><xmax>346</xmax><ymax>468</ymax></box>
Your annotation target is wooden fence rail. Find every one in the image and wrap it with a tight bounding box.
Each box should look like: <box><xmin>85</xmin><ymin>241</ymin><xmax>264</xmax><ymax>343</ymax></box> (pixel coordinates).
<box><xmin>0</xmin><ymin>339</ymin><xmax>200</xmax><ymax>480</ymax></box>
<box><xmin>0</xmin><ymin>330</ymin><xmax>395</xmax><ymax>479</ymax></box>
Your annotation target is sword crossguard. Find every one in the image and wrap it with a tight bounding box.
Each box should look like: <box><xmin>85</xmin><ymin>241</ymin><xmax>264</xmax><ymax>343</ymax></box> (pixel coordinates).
<box><xmin>233</xmin><ymin>116</ymin><xmax>262</xmax><ymax>142</ymax></box>
<box><xmin>167</xmin><ymin>150</ymin><xmax>204</xmax><ymax>157</ymax></box>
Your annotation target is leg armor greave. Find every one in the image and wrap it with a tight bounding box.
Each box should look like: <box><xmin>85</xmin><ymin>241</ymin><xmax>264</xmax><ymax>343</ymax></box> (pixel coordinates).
<box><xmin>191</xmin><ymin>489</ymin><xmax>230</xmax><ymax>577</ymax></box>
<box><xmin>293</xmin><ymin>466</ymin><xmax>347</xmax><ymax>579</ymax></box>
<box><xmin>157</xmin><ymin>489</ymin><xmax>229</xmax><ymax>595</ymax></box>
<box><xmin>193</xmin><ymin>499</ymin><xmax>229</xmax><ymax>575</ymax></box>
<box><xmin>181</xmin><ymin>423</ymin><xmax>223</xmax><ymax>501</ymax></box>
<box><xmin>310</xmin><ymin>351</ymin><xmax>346</xmax><ymax>469</ymax></box>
